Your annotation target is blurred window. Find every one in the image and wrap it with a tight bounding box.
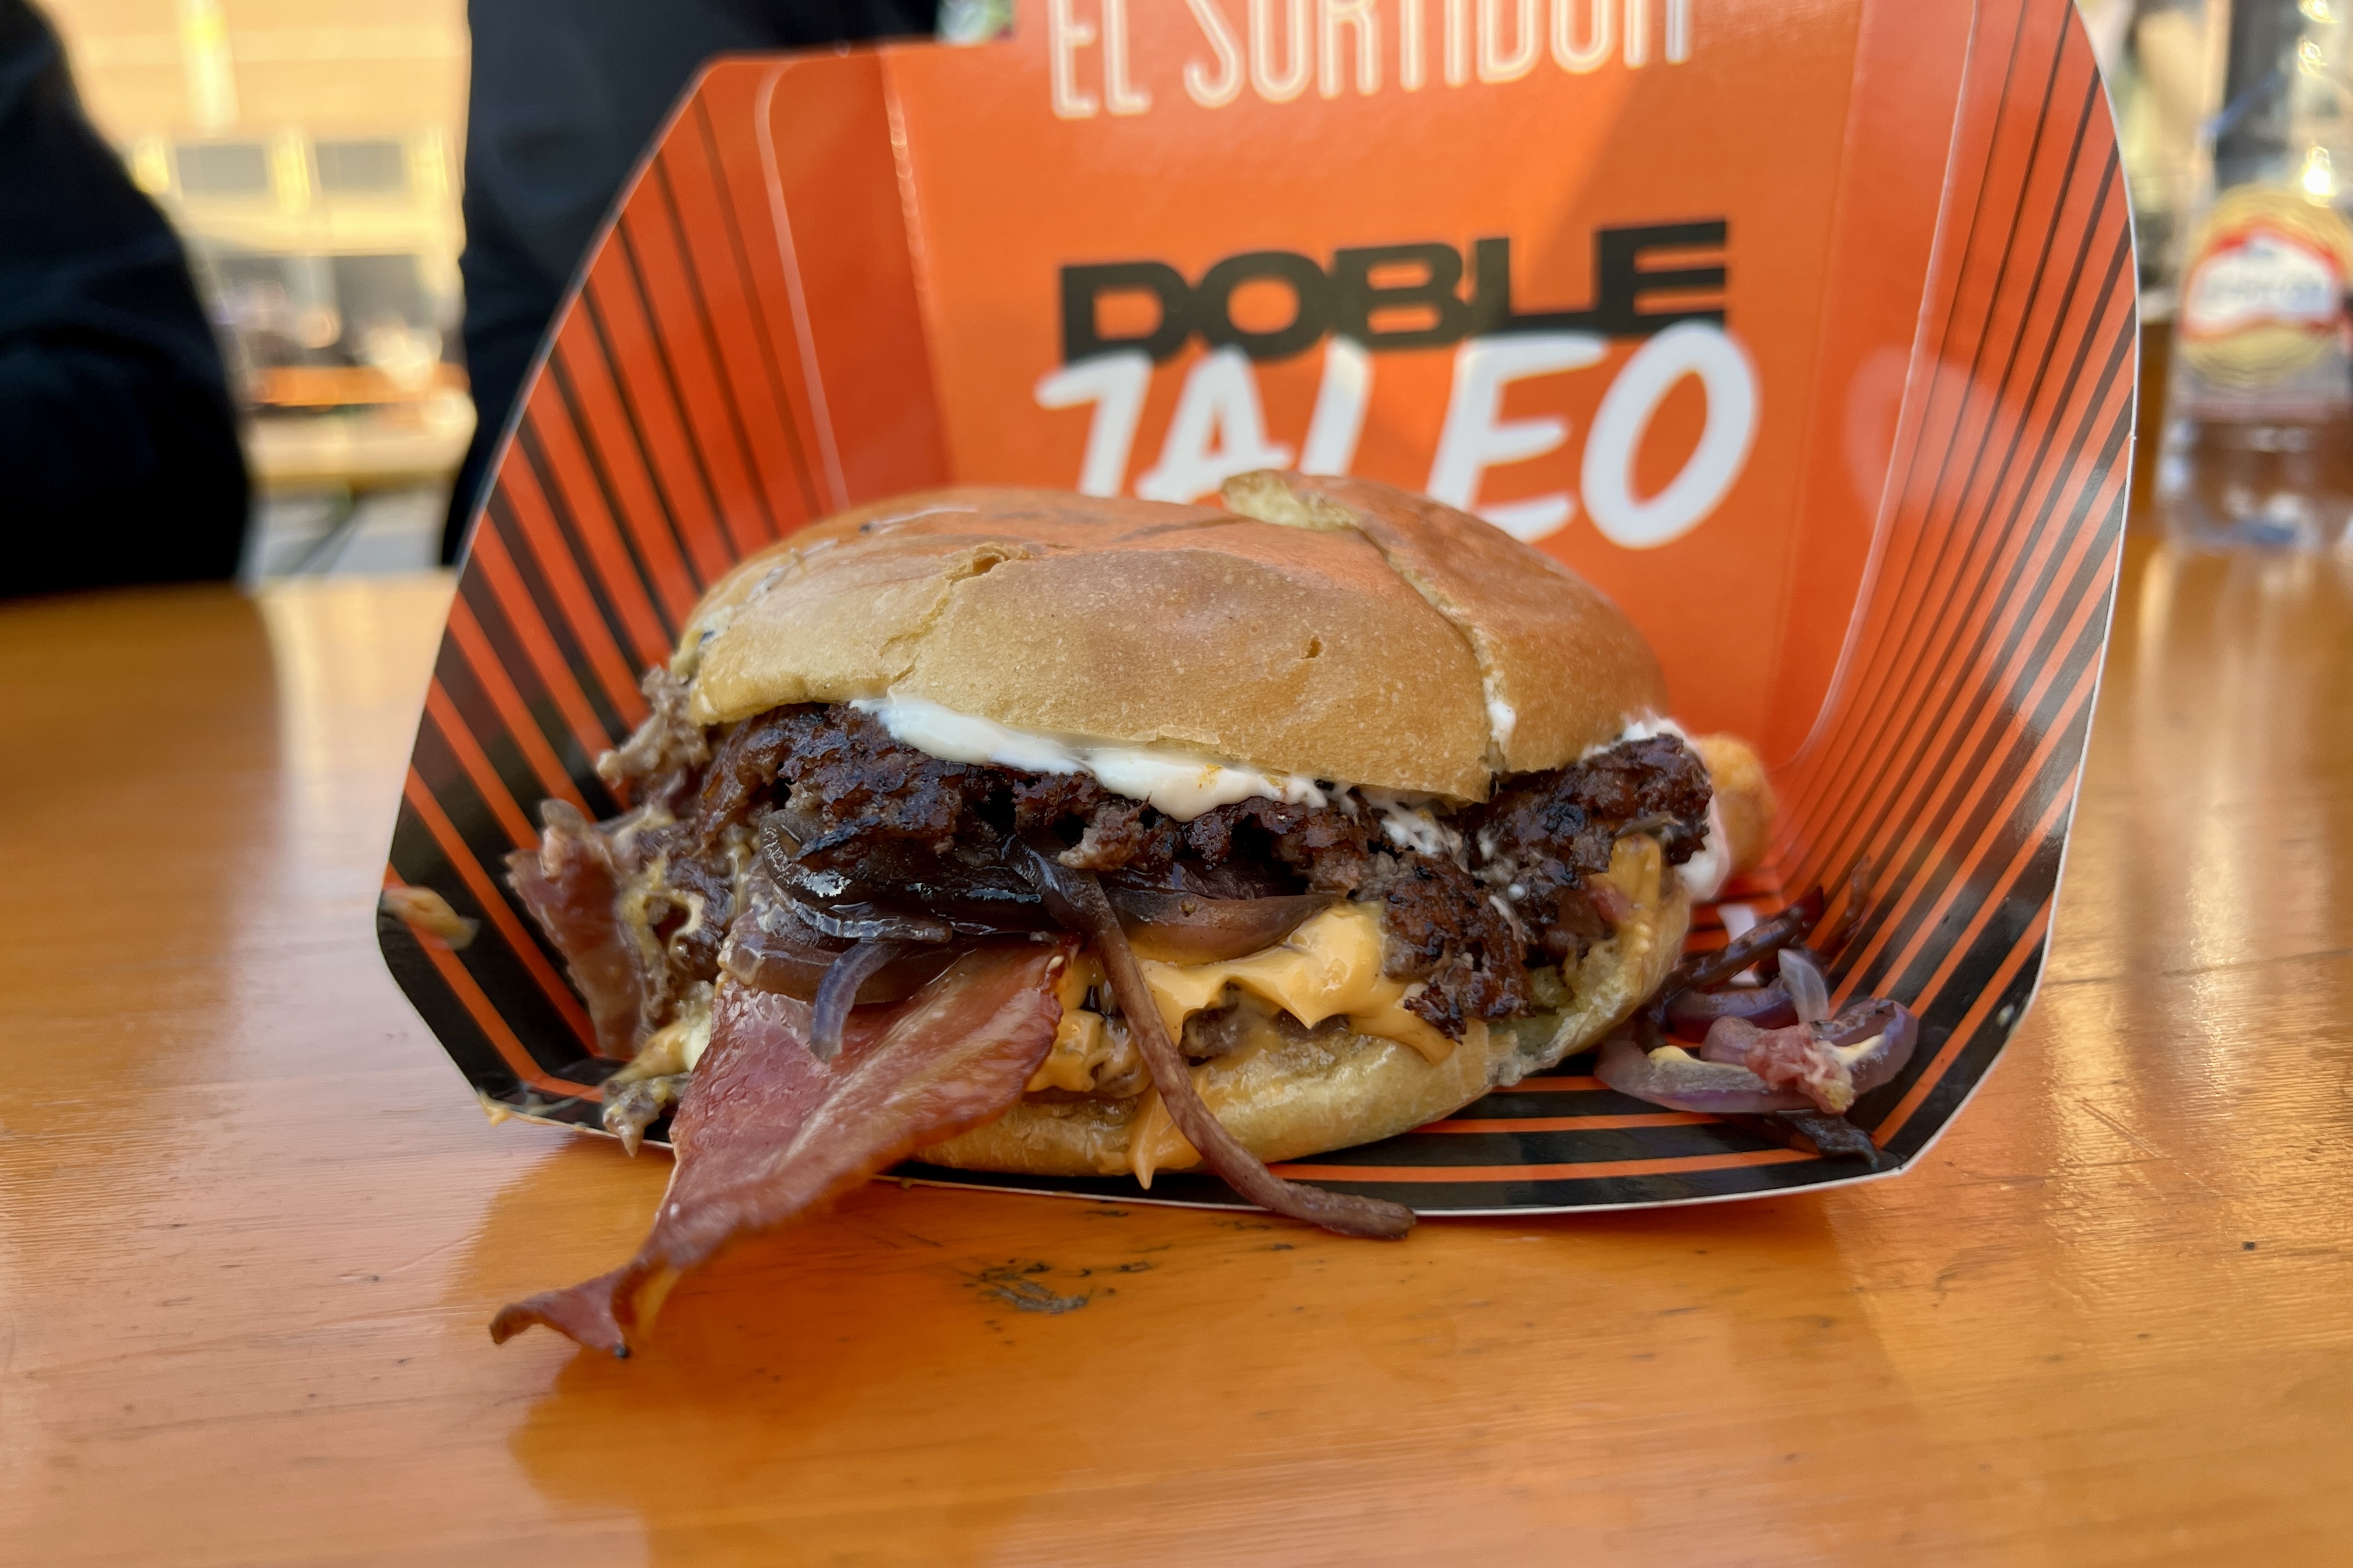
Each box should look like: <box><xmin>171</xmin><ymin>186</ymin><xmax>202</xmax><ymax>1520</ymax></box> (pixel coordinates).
<box><xmin>175</xmin><ymin>140</ymin><xmax>270</xmax><ymax>197</ymax></box>
<box><xmin>315</xmin><ymin>138</ymin><xmax>409</xmax><ymax>196</ymax></box>
<box><xmin>330</xmin><ymin>253</ymin><xmax>431</xmax><ymax>332</ymax></box>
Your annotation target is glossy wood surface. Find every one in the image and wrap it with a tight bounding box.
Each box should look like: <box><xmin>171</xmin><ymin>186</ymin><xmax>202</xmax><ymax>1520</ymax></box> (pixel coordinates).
<box><xmin>5</xmin><ymin>535</ymin><xmax>2350</xmax><ymax>1566</ymax></box>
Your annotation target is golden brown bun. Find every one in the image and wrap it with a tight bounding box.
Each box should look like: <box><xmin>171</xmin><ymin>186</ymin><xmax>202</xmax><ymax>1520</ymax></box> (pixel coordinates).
<box><xmin>919</xmin><ymin>843</ymin><xmax>1690</xmax><ymax>1181</ymax></box>
<box><xmin>1220</xmin><ymin>472</ymin><xmax>1669</xmax><ymax>773</ymax></box>
<box><xmin>674</xmin><ymin>483</ymin><xmax>1665</xmax><ymax>801</ymax></box>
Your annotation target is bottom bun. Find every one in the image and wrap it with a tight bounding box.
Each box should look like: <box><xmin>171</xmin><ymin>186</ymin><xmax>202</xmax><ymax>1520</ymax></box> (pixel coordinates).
<box><xmin>918</xmin><ymin>846</ymin><xmax>1692</xmax><ymax>1181</ymax></box>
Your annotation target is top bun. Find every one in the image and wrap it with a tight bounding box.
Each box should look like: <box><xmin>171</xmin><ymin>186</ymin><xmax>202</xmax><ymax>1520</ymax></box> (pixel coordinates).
<box><xmin>677</xmin><ymin>476</ymin><xmax>1667</xmax><ymax>801</ymax></box>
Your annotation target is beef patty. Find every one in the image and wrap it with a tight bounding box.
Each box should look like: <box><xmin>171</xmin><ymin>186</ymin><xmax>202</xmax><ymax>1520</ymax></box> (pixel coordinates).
<box><xmin>588</xmin><ymin>697</ymin><xmax>1711</xmax><ymax>1045</ymax></box>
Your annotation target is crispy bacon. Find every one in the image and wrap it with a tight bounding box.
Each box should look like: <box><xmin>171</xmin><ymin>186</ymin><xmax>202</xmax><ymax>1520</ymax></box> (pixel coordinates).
<box><xmin>506</xmin><ymin>801</ymin><xmax>650</xmax><ymax>1059</ymax></box>
<box><xmin>490</xmin><ymin>938</ymin><xmax>1076</xmax><ymax>1355</ymax></box>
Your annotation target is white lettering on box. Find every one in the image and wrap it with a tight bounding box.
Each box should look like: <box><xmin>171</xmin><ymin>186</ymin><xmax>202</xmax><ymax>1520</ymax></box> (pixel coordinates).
<box><xmin>1047</xmin><ymin>0</ymin><xmax>1690</xmax><ymax>117</ymax></box>
<box><xmin>1320</xmin><ymin>0</ymin><xmax>1381</xmax><ymax>97</ymax></box>
<box><xmin>1552</xmin><ymin>0</ymin><xmax>1612</xmax><ymax>72</ymax></box>
<box><xmin>1036</xmin><ymin>352</ymin><xmax>1151</xmax><ymax>496</ymax></box>
<box><xmin>1250</xmin><ymin>0</ymin><xmax>1315</xmax><ymax>102</ymax></box>
<box><xmin>1582</xmin><ymin>322</ymin><xmax>1757</xmax><ymax>549</ymax></box>
<box><xmin>1479</xmin><ymin>0</ymin><xmax>1540</xmax><ymax>83</ymax></box>
<box><xmin>1666</xmin><ymin>0</ymin><xmax>1691</xmax><ymax>62</ymax></box>
<box><xmin>1135</xmin><ymin>348</ymin><xmax>1295</xmax><ymax>502</ymax></box>
<box><xmin>1185</xmin><ymin>0</ymin><xmax>1247</xmax><ymax>106</ymax></box>
<box><xmin>1048</xmin><ymin>0</ymin><xmax>1099</xmax><ymax>118</ymax></box>
<box><xmin>1103</xmin><ymin>0</ymin><xmax>1152</xmax><ymax>114</ymax></box>
<box><xmin>1445</xmin><ymin>0</ymin><xmax>1472</xmax><ymax>86</ymax></box>
<box><xmin>1427</xmin><ymin>333</ymin><xmax>1608</xmax><ymax>541</ymax></box>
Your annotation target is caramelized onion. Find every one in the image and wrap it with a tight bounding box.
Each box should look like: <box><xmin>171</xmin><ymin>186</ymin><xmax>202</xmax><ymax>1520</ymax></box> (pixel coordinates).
<box><xmin>720</xmin><ymin>876</ymin><xmax>956</xmax><ymax>1004</ymax></box>
<box><xmin>1664</xmin><ymin>886</ymin><xmax>1824</xmax><ymax>1000</ymax></box>
<box><xmin>1692</xmin><ymin>997</ymin><xmax>1919</xmax><ymax>1115</ymax></box>
<box><xmin>789</xmin><ymin>898</ymin><xmax>954</xmax><ymax>945</ymax></box>
<box><xmin>1595</xmin><ymin>1035</ymin><xmax>1810</xmax><ymax>1115</ymax></box>
<box><xmin>808</xmin><ymin>939</ymin><xmax>909</xmax><ymax>1063</ymax></box>
<box><xmin>1012</xmin><ymin>843</ymin><xmax>1414</xmax><ymax>1240</ymax></box>
<box><xmin>1104</xmin><ymin>886</ymin><xmax>1332</xmax><ymax>963</ymax></box>
<box><xmin>1665</xmin><ymin>982</ymin><xmax>1798</xmax><ymax>1041</ymax></box>
<box><xmin>758</xmin><ymin>813</ymin><xmax>1049</xmax><ymax>936</ymax></box>
<box><xmin>1779</xmin><ymin>948</ymin><xmax>1831</xmax><ymax>1024</ymax></box>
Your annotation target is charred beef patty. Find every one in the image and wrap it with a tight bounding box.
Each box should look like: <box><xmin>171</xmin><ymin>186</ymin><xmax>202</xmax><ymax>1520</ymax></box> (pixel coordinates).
<box><xmin>584</xmin><ymin>694</ymin><xmax>1711</xmax><ymax>1049</ymax></box>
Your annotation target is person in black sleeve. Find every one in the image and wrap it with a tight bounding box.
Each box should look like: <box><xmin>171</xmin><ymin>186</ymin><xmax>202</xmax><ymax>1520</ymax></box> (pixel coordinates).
<box><xmin>0</xmin><ymin>0</ymin><xmax>249</xmax><ymax>599</ymax></box>
<box><xmin>441</xmin><ymin>0</ymin><xmax>939</xmax><ymax>565</ymax></box>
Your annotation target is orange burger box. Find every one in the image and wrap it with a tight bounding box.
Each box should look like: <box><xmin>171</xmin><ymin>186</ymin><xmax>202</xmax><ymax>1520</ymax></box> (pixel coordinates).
<box><xmin>380</xmin><ymin>0</ymin><xmax>2134</xmax><ymax>1212</ymax></box>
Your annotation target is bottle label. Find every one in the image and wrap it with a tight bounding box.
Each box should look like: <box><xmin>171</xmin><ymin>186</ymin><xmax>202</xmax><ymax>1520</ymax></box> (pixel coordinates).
<box><xmin>2178</xmin><ymin>188</ymin><xmax>2353</xmax><ymax>389</ymax></box>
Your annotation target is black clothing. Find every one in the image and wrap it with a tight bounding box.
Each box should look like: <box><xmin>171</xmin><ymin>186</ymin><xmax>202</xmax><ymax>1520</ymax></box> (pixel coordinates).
<box><xmin>0</xmin><ymin>1</ymin><xmax>249</xmax><ymax>598</ymax></box>
<box><xmin>442</xmin><ymin>0</ymin><xmax>937</xmax><ymax>563</ymax></box>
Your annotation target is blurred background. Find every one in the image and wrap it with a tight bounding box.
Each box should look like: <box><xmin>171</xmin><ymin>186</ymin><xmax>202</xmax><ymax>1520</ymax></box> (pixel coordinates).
<box><xmin>20</xmin><ymin>0</ymin><xmax>2309</xmax><ymax>578</ymax></box>
<box><xmin>46</xmin><ymin>0</ymin><xmax>469</xmax><ymax>578</ymax></box>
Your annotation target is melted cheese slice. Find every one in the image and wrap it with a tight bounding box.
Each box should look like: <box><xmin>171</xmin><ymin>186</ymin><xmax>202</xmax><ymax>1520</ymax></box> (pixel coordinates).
<box><xmin>1139</xmin><ymin>904</ymin><xmax>1459</xmax><ymax>1065</ymax></box>
<box><xmin>1122</xmin><ymin>905</ymin><xmax>1472</xmax><ymax>1186</ymax></box>
<box><xmin>1027</xmin><ymin>903</ymin><xmax>1490</xmax><ymax>1182</ymax></box>
<box><xmin>1028</xmin><ymin>956</ymin><xmax>1132</xmax><ymax>1094</ymax></box>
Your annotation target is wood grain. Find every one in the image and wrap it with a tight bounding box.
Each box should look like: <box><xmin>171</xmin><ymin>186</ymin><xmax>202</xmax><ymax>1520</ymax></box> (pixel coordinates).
<box><xmin>4</xmin><ymin>537</ymin><xmax>2349</xmax><ymax>1566</ymax></box>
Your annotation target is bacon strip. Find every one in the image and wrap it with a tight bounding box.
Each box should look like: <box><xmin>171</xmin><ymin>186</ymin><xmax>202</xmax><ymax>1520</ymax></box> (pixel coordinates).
<box><xmin>506</xmin><ymin>801</ymin><xmax>649</xmax><ymax>1059</ymax></box>
<box><xmin>491</xmin><ymin>938</ymin><xmax>1076</xmax><ymax>1355</ymax></box>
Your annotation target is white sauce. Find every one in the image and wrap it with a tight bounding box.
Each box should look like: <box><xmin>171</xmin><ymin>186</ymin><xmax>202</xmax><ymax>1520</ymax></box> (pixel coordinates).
<box><xmin>852</xmin><ymin>699</ymin><xmax>1737</xmax><ymax>897</ymax></box>
<box><xmin>1679</xmin><ymin>798</ymin><xmax>1732</xmax><ymax>902</ymax></box>
<box><xmin>1591</xmin><ymin>713</ymin><xmax>1686</xmax><ymax>756</ymax></box>
<box><xmin>1484</xmin><ymin>691</ymin><xmax>1518</xmax><ymax>753</ymax></box>
<box><xmin>1361</xmin><ymin>788</ymin><xmax>1465</xmax><ymax>859</ymax></box>
<box><xmin>850</xmin><ymin>696</ymin><xmax>1327</xmax><ymax>822</ymax></box>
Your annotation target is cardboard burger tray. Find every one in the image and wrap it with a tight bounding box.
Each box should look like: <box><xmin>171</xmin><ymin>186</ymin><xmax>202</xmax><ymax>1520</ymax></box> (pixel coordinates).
<box><xmin>379</xmin><ymin>0</ymin><xmax>2135</xmax><ymax>1213</ymax></box>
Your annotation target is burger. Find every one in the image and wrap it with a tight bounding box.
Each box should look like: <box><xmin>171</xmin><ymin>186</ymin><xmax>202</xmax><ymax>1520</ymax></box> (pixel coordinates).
<box><xmin>490</xmin><ymin>472</ymin><xmax>1790</xmax><ymax>1355</ymax></box>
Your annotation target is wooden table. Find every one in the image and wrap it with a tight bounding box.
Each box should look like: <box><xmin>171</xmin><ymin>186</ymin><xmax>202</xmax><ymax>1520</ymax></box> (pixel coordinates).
<box><xmin>5</xmin><ymin>533</ymin><xmax>2349</xmax><ymax>1565</ymax></box>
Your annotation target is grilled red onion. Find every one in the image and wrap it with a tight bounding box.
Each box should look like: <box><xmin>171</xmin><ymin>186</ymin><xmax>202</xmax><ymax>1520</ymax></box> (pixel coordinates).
<box><xmin>1778</xmin><ymin>947</ymin><xmax>1831</xmax><ymax>1024</ymax></box>
<box><xmin>1013</xmin><ymin>842</ymin><xmax>1414</xmax><ymax>1240</ymax></box>
<box><xmin>1818</xmin><ymin>998</ymin><xmax>1917</xmax><ymax>1099</ymax></box>
<box><xmin>1595</xmin><ymin>1036</ymin><xmax>1811</xmax><ymax>1115</ymax></box>
<box><xmin>806</xmin><ymin>938</ymin><xmax>909</xmax><ymax>1063</ymax></box>
<box><xmin>1665</xmin><ymin>981</ymin><xmax>1797</xmax><ymax>1041</ymax></box>
<box><xmin>1653</xmin><ymin>886</ymin><xmax>1824</xmax><ymax>1011</ymax></box>
<box><xmin>720</xmin><ymin>876</ymin><xmax>956</xmax><ymax>1004</ymax></box>
<box><xmin>1693</xmin><ymin>998</ymin><xmax>1918</xmax><ymax>1115</ymax></box>
<box><xmin>1103</xmin><ymin>886</ymin><xmax>1331</xmax><ymax>963</ymax></box>
<box><xmin>759</xmin><ymin>813</ymin><xmax>1050</xmax><ymax>936</ymax></box>
<box><xmin>788</xmin><ymin>898</ymin><xmax>954</xmax><ymax>945</ymax></box>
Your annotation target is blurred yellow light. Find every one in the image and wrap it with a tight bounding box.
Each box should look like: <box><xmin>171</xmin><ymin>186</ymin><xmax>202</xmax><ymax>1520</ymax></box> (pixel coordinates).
<box><xmin>129</xmin><ymin>138</ymin><xmax>171</xmax><ymax>197</ymax></box>
<box><xmin>2301</xmin><ymin>147</ymin><xmax>2338</xmax><ymax>200</ymax></box>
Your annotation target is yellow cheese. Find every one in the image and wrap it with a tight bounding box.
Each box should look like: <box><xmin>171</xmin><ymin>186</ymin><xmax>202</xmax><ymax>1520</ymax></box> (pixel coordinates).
<box><xmin>1119</xmin><ymin>902</ymin><xmax>1488</xmax><ymax>1184</ymax></box>
<box><xmin>1137</xmin><ymin>903</ymin><xmax>1459</xmax><ymax>1066</ymax></box>
<box><xmin>1027</xmin><ymin>955</ymin><xmax>1124</xmax><ymax>1093</ymax></box>
<box><xmin>1128</xmin><ymin>1086</ymin><xmax>1179</xmax><ymax>1187</ymax></box>
<box><xmin>1596</xmin><ymin>831</ymin><xmax>1664</xmax><ymax>911</ymax></box>
<box><xmin>1024</xmin><ymin>902</ymin><xmax>1486</xmax><ymax>1175</ymax></box>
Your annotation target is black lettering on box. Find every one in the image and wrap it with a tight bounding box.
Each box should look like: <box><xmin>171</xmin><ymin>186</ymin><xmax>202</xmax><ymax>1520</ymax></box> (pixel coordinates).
<box><xmin>1329</xmin><ymin>243</ymin><xmax>1472</xmax><ymax>349</ymax></box>
<box><xmin>1061</xmin><ymin>261</ymin><xmax>1195</xmax><ymax>363</ymax></box>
